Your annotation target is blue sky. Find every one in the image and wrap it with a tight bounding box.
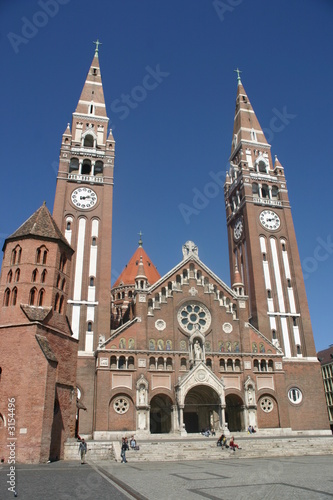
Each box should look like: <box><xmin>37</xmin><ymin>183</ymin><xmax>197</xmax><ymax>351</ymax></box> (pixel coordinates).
<box><xmin>1</xmin><ymin>0</ymin><xmax>332</xmax><ymax>351</ymax></box>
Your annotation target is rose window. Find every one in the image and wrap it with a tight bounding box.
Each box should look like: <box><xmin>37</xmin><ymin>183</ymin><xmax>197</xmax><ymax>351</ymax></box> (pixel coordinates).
<box><xmin>177</xmin><ymin>303</ymin><xmax>211</xmax><ymax>333</ymax></box>
<box><xmin>113</xmin><ymin>397</ymin><xmax>129</xmax><ymax>414</ymax></box>
<box><xmin>260</xmin><ymin>397</ymin><xmax>273</xmax><ymax>413</ymax></box>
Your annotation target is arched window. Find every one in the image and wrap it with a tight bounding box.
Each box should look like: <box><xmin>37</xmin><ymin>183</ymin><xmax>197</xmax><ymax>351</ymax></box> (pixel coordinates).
<box><xmin>61</xmin><ymin>278</ymin><xmax>65</xmax><ymax>291</ymax></box>
<box><xmin>206</xmin><ymin>358</ymin><xmax>212</xmax><ymax>369</ymax></box>
<box><xmin>94</xmin><ymin>160</ymin><xmax>103</xmax><ymax>175</ymax></box>
<box><xmin>32</xmin><ymin>269</ymin><xmax>38</xmax><ymax>282</ymax></box>
<box><xmin>36</xmin><ymin>248</ymin><xmax>41</xmax><ymax>264</ymax></box>
<box><xmin>41</xmin><ymin>269</ymin><xmax>47</xmax><ymax>283</ymax></box>
<box><xmin>54</xmin><ymin>293</ymin><xmax>59</xmax><ymax>311</ymax></box>
<box><xmin>42</xmin><ymin>250</ymin><xmax>47</xmax><ymax>265</ymax></box>
<box><xmin>14</xmin><ymin>269</ymin><xmax>20</xmax><ymax>282</ymax></box>
<box><xmin>149</xmin><ymin>357</ymin><xmax>156</xmax><ymax>369</ymax></box>
<box><xmin>66</xmin><ymin>221</ymin><xmax>71</xmax><ymax>231</ymax></box>
<box><xmin>118</xmin><ymin>356</ymin><xmax>126</xmax><ymax>370</ymax></box>
<box><xmin>87</xmin><ymin>322</ymin><xmax>92</xmax><ymax>332</ymax></box>
<box><xmin>69</xmin><ymin>158</ymin><xmax>79</xmax><ymax>173</ymax></box>
<box><xmin>252</xmin><ymin>182</ymin><xmax>259</xmax><ymax>195</ymax></box>
<box><xmin>59</xmin><ymin>296</ymin><xmax>64</xmax><ymax>314</ymax></box>
<box><xmin>271</xmin><ymin>185</ymin><xmax>279</xmax><ymax>199</ymax></box>
<box><xmin>11</xmin><ymin>248</ymin><xmax>17</xmax><ymax>265</ymax></box>
<box><xmin>110</xmin><ymin>356</ymin><xmax>117</xmax><ymax>369</ymax></box>
<box><xmin>7</xmin><ymin>270</ymin><xmax>12</xmax><ymax>283</ymax></box>
<box><xmin>84</xmin><ymin>134</ymin><xmax>94</xmax><ymax>147</ymax></box>
<box><xmin>258</xmin><ymin>160</ymin><xmax>267</xmax><ymax>173</ymax></box>
<box><xmin>128</xmin><ymin>356</ymin><xmax>135</xmax><ymax>369</ymax></box>
<box><xmin>3</xmin><ymin>288</ymin><xmax>10</xmax><ymax>307</ymax></box>
<box><xmin>59</xmin><ymin>254</ymin><xmax>66</xmax><ymax>272</ymax></box>
<box><xmin>17</xmin><ymin>247</ymin><xmax>22</xmax><ymax>264</ymax></box>
<box><xmin>38</xmin><ymin>289</ymin><xmax>44</xmax><ymax>306</ymax></box>
<box><xmin>90</xmin><ymin>277</ymin><xmax>95</xmax><ymax>286</ymax></box>
<box><xmin>29</xmin><ymin>288</ymin><xmax>36</xmax><ymax>306</ymax></box>
<box><xmin>262</xmin><ymin>184</ymin><xmax>269</xmax><ymax>198</ymax></box>
<box><xmin>12</xmin><ymin>287</ymin><xmax>17</xmax><ymax>304</ymax></box>
<box><xmin>57</xmin><ymin>274</ymin><xmax>61</xmax><ymax>288</ymax></box>
<box><xmin>92</xmin><ymin>237</ymin><xmax>97</xmax><ymax>246</ymax></box>
<box><xmin>81</xmin><ymin>160</ymin><xmax>91</xmax><ymax>175</ymax></box>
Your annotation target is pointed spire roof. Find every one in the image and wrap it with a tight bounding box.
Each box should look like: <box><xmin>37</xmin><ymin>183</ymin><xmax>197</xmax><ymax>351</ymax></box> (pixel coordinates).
<box><xmin>231</xmin><ymin>73</ymin><xmax>269</xmax><ymax>157</ymax></box>
<box><xmin>232</xmin><ymin>263</ymin><xmax>243</xmax><ymax>287</ymax></box>
<box><xmin>136</xmin><ymin>256</ymin><xmax>147</xmax><ymax>280</ymax></box>
<box><xmin>113</xmin><ymin>242</ymin><xmax>160</xmax><ymax>288</ymax></box>
<box><xmin>75</xmin><ymin>45</ymin><xmax>107</xmax><ymax>118</ymax></box>
<box><xmin>6</xmin><ymin>203</ymin><xmax>72</xmax><ymax>249</ymax></box>
<box><xmin>274</xmin><ymin>155</ymin><xmax>283</xmax><ymax>168</ymax></box>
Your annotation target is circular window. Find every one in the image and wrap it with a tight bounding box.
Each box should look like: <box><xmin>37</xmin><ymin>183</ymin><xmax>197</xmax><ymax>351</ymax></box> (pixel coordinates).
<box><xmin>177</xmin><ymin>303</ymin><xmax>211</xmax><ymax>334</ymax></box>
<box><xmin>113</xmin><ymin>397</ymin><xmax>129</xmax><ymax>414</ymax></box>
<box><xmin>260</xmin><ymin>397</ymin><xmax>274</xmax><ymax>413</ymax></box>
<box><xmin>288</xmin><ymin>387</ymin><xmax>302</xmax><ymax>405</ymax></box>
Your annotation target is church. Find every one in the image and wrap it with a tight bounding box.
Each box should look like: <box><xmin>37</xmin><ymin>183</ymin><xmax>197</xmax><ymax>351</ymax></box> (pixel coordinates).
<box><xmin>0</xmin><ymin>47</ymin><xmax>329</xmax><ymax>462</ymax></box>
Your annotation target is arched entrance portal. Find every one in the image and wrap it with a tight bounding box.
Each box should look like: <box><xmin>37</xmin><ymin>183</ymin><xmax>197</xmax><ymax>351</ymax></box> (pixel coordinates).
<box><xmin>184</xmin><ymin>385</ymin><xmax>220</xmax><ymax>433</ymax></box>
<box><xmin>150</xmin><ymin>394</ymin><xmax>172</xmax><ymax>434</ymax></box>
<box><xmin>225</xmin><ymin>394</ymin><xmax>243</xmax><ymax>432</ymax></box>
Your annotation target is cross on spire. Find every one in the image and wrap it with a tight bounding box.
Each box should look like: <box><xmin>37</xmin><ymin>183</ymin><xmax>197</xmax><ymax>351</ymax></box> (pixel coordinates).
<box><xmin>93</xmin><ymin>39</ymin><xmax>102</xmax><ymax>56</ymax></box>
<box><xmin>234</xmin><ymin>67</ymin><xmax>242</xmax><ymax>85</ymax></box>
<box><xmin>138</xmin><ymin>231</ymin><xmax>143</xmax><ymax>247</ymax></box>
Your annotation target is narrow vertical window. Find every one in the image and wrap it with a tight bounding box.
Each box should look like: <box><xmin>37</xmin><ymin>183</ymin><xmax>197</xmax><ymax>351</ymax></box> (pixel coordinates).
<box><xmin>12</xmin><ymin>287</ymin><xmax>17</xmax><ymax>306</ymax></box>
<box><xmin>29</xmin><ymin>288</ymin><xmax>36</xmax><ymax>305</ymax></box>
<box><xmin>3</xmin><ymin>288</ymin><xmax>10</xmax><ymax>307</ymax></box>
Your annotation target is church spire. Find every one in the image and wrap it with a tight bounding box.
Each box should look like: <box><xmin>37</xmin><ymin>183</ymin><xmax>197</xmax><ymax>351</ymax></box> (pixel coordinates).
<box><xmin>74</xmin><ymin>44</ymin><xmax>107</xmax><ymax>119</ymax></box>
<box><xmin>230</xmin><ymin>75</ymin><xmax>269</xmax><ymax>160</ymax></box>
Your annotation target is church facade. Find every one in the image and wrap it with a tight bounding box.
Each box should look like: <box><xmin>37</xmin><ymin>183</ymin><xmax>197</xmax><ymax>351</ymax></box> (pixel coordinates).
<box><xmin>0</xmin><ymin>48</ymin><xmax>329</xmax><ymax>462</ymax></box>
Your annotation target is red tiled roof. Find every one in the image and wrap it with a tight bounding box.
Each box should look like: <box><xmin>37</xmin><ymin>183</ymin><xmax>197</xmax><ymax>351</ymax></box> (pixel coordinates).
<box><xmin>112</xmin><ymin>246</ymin><xmax>160</xmax><ymax>288</ymax></box>
<box><xmin>7</xmin><ymin>203</ymin><xmax>71</xmax><ymax>249</ymax></box>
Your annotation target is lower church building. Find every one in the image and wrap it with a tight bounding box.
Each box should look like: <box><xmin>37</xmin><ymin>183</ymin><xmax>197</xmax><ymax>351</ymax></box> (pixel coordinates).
<box><xmin>0</xmin><ymin>47</ymin><xmax>329</xmax><ymax>462</ymax></box>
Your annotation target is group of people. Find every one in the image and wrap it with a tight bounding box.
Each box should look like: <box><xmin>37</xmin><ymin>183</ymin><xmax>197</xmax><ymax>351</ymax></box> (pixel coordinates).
<box><xmin>121</xmin><ymin>435</ymin><xmax>139</xmax><ymax>463</ymax></box>
<box><xmin>217</xmin><ymin>434</ymin><xmax>242</xmax><ymax>451</ymax></box>
<box><xmin>78</xmin><ymin>434</ymin><xmax>139</xmax><ymax>465</ymax></box>
<box><xmin>248</xmin><ymin>425</ymin><xmax>256</xmax><ymax>434</ymax></box>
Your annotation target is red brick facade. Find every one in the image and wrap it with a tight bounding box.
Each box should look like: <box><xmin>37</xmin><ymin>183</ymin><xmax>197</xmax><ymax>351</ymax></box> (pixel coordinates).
<box><xmin>0</xmin><ymin>206</ymin><xmax>78</xmax><ymax>463</ymax></box>
<box><xmin>0</xmin><ymin>51</ymin><xmax>329</xmax><ymax>464</ymax></box>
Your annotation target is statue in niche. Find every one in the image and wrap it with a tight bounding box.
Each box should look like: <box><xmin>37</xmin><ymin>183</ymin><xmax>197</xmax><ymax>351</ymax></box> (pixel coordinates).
<box><xmin>139</xmin><ymin>385</ymin><xmax>146</xmax><ymax>405</ymax></box>
<box><xmin>194</xmin><ymin>340</ymin><xmax>202</xmax><ymax>360</ymax></box>
<box><xmin>248</xmin><ymin>386</ymin><xmax>255</xmax><ymax>405</ymax></box>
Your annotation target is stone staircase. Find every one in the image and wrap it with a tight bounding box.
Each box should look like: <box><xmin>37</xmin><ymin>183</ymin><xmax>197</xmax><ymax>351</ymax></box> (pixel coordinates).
<box><xmin>115</xmin><ymin>435</ymin><xmax>333</xmax><ymax>462</ymax></box>
<box><xmin>65</xmin><ymin>434</ymin><xmax>333</xmax><ymax>463</ymax></box>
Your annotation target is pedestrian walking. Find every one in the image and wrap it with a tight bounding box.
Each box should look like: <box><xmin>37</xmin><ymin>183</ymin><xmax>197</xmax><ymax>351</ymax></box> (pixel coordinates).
<box><xmin>79</xmin><ymin>438</ymin><xmax>87</xmax><ymax>464</ymax></box>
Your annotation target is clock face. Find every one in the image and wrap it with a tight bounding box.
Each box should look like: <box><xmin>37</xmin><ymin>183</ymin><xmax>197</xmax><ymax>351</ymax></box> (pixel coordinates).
<box><xmin>259</xmin><ymin>210</ymin><xmax>280</xmax><ymax>230</ymax></box>
<box><xmin>71</xmin><ymin>187</ymin><xmax>97</xmax><ymax>210</ymax></box>
<box><xmin>234</xmin><ymin>217</ymin><xmax>243</xmax><ymax>240</ymax></box>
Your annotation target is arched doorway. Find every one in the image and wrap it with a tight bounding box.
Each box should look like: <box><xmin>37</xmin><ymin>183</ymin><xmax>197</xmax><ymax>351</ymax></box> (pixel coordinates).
<box><xmin>150</xmin><ymin>394</ymin><xmax>172</xmax><ymax>434</ymax></box>
<box><xmin>225</xmin><ymin>394</ymin><xmax>243</xmax><ymax>431</ymax></box>
<box><xmin>184</xmin><ymin>385</ymin><xmax>220</xmax><ymax>433</ymax></box>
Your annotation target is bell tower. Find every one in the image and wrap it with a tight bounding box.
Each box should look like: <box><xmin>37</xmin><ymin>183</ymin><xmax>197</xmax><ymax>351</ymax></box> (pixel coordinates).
<box><xmin>53</xmin><ymin>42</ymin><xmax>114</xmax><ymax>351</ymax></box>
<box><xmin>224</xmin><ymin>71</ymin><xmax>316</xmax><ymax>359</ymax></box>
<box><xmin>53</xmin><ymin>43</ymin><xmax>115</xmax><ymax>434</ymax></box>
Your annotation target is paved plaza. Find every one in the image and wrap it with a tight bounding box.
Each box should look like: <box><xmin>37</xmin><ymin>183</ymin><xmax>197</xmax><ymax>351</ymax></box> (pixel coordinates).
<box><xmin>1</xmin><ymin>455</ymin><xmax>333</xmax><ymax>499</ymax></box>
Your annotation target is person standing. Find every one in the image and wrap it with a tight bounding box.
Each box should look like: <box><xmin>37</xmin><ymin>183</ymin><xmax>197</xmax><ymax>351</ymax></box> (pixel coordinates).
<box><xmin>121</xmin><ymin>437</ymin><xmax>129</xmax><ymax>463</ymax></box>
<box><xmin>79</xmin><ymin>438</ymin><xmax>87</xmax><ymax>464</ymax></box>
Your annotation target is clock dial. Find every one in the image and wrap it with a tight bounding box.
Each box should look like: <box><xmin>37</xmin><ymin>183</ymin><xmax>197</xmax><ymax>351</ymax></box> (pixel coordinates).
<box><xmin>234</xmin><ymin>217</ymin><xmax>243</xmax><ymax>240</ymax></box>
<box><xmin>71</xmin><ymin>187</ymin><xmax>97</xmax><ymax>210</ymax></box>
<box><xmin>259</xmin><ymin>210</ymin><xmax>280</xmax><ymax>230</ymax></box>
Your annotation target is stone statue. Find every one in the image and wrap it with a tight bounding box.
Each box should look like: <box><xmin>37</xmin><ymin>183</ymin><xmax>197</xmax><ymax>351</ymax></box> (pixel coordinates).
<box><xmin>194</xmin><ymin>340</ymin><xmax>202</xmax><ymax>361</ymax></box>
<box><xmin>139</xmin><ymin>385</ymin><xmax>146</xmax><ymax>405</ymax></box>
